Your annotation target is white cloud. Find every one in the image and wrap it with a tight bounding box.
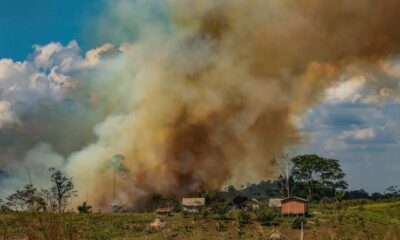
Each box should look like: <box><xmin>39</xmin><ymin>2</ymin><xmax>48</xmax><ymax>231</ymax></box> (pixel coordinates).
<box><xmin>0</xmin><ymin>40</ymin><xmax>119</xmax><ymax>128</ymax></box>
<box><xmin>341</xmin><ymin>127</ymin><xmax>375</xmax><ymax>140</ymax></box>
<box><xmin>33</xmin><ymin>40</ymin><xmax>82</xmax><ymax>73</ymax></box>
<box><xmin>326</xmin><ymin>76</ymin><xmax>366</xmax><ymax>104</ymax></box>
<box><xmin>84</xmin><ymin>43</ymin><xmax>119</xmax><ymax>67</ymax></box>
<box><xmin>0</xmin><ymin>100</ymin><xmax>18</xmax><ymax>128</ymax></box>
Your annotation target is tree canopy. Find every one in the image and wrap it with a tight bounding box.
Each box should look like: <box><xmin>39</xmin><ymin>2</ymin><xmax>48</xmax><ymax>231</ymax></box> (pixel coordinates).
<box><xmin>291</xmin><ymin>154</ymin><xmax>348</xmax><ymax>200</ymax></box>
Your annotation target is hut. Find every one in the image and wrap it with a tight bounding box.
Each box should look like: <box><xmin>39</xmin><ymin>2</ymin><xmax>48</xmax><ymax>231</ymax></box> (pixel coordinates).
<box><xmin>280</xmin><ymin>197</ymin><xmax>308</xmax><ymax>216</ymax></box>
<box><xmin>155</xmin><ymin>207</ymin><xmax>172</xmax><ymax>216</ymax></box>
<box><xmin>245</xmin><ymin>198</ymin><xmax>261</xmax><ymax>211</ymax></box>
<box><xmin>182</xmin><ymin>198</ymin><xmax>205</xmax><ymax>213</ymax></box>
<box><xmin>268</xmin><ymin>198</ymin><xmax>283</xmax><ymax>208</ymax></box>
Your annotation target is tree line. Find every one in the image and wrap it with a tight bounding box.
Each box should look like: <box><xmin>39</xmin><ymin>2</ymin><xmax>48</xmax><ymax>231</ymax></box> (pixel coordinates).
<box><xmin>0</xmin><ymin>168</ymin><xmax>77</xmax><ymax>213</ymax></box>
<box><xmin>222</xmin><ymin>154</ymin><xmax>399</xmax><ymax>203</ymax></box>
<box><xmin>1</xmin><ymin>154</ymin><xmax>398</xmax><ymax>213</ymax></box>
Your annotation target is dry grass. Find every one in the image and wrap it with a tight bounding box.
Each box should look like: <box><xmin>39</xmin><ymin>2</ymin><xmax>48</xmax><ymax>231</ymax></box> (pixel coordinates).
<box><xmin>0</xmin><ymin>199</ymin><xmax>399</xmax><ymax>240</ymax></box>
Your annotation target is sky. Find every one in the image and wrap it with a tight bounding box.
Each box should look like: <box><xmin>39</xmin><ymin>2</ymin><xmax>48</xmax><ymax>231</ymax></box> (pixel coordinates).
<box><xmin>0</xmin><ymin>0</ymin><xmax>102</xmax><ymax>60</ymax></box>
<box><xmin>0</xmin><ymin>0</ymin><xmax>399</xmax><ymax>195</ymax></box>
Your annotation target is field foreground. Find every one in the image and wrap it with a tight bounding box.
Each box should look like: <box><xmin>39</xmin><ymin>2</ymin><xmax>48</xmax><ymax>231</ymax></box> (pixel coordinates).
<box><xmin>1</xmin><ymin>199</ymin><xmax>399</xmax><ymax>240</ymax></box>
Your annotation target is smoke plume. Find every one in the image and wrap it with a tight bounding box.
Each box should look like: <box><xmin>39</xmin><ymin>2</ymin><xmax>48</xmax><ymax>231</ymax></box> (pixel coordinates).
<box><xmin>2</xmin><ymin>0</ymin><xmax>400</xmax><ymax>209</ymax></box>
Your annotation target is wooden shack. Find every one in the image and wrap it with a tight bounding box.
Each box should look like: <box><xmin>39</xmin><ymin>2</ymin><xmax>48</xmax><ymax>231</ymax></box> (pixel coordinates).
<box><xmin>182</xmin><ymin>198</ymin><xmax>205</xmax><ymax>213</ymax></box>
<box><xmin>280</xmin><ymin>197</ymin><xmax>308</xmax><ymax>216</ymax></box>
<box><xmin>156</xmin><ymin>207</ymin><xmax>172</xmax><ymax>216</ymax></box>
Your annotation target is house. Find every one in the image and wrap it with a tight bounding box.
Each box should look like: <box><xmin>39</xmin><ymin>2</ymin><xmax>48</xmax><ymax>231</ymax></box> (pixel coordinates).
<box><xmin>245</xmin><ymin>198</ymin><xmax>261</xmax><ymax>211</ymax></box>
<box><xmin>280</xmin><ymin>197</ymin><xmax>308</xmax><ymax>215</ymax></box>
<box><xmin>182</xmin><ymin>198</ymin><xmax>205</xmax><ymax>213</ymax></box>
<box><xmin>268</xmin><ymin>198</ymin><xmax>283</xmax><ymax>208</ymax></box>
<box><xmin>155</xmin><ymin>207</ymin><xmax>172</xmax><ymax>216</ymax></box>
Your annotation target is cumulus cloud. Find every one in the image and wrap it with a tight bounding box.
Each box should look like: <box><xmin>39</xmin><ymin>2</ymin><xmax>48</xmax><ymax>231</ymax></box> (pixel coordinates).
<box><xmin>0</xmin><ymin>100</ymin><xmax>18</xmax><ymax>128</ymax></box>
<box><xmin>83</xmin><ymin>43</ymin><xmax>121</xmax><ymax>67</ymax></box>
<box><xmin>326</xmin><ymin>76</ymin><xmax>366</xmax><ymax>104</ymax></box>
<box><xmin>341</xmin><ymin>128</ymin><xmax>375</xmax><ymax>140</ymax></box>
<box><xmin>0</xmin><ymin>40</ymin><xmax>117</xmax><ymax>114</ymax></box>
<box><xmin>0</xmin><ymin>42</ymin><xmax>78</xmax><ymax>108</ymax></box>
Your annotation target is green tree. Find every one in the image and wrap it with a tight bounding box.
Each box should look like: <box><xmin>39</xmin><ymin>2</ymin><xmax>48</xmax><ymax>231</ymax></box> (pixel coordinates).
<box><xmin>49</xmin><ymin>168</ymin><xmax>77</xmax><ymax>213</ymax></box>
<box><xmin>384</xmin><ymin>185</ymin><xmax>399</xmax><ymax>198</ymax></box>
<box><xmin>291</xmin><ymin>154</ymin><xmax>348</xmax><ymax>201</ymax></box>
<box><xmin>5</xmin><ymin>184</ymin><xmax>45</xmax><ymax>212</ymax></box>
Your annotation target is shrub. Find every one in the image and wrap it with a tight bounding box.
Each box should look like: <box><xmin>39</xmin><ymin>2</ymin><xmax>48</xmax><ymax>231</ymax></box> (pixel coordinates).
<box><xmin>77</xmin><ymin>202</ymin><xmax>92</xmax><ymax>213</ymax></box>
<box><xmin>201</xmin><ymin>209</ymin><xmax>209</xmax><ymax>219</ymax></box>
<box><xmin>236</xmin><ymin>224</ymin><xmax>245</xmax><ymax>238</ymax></box>
<box><xmin>292</xmin><ymin>216</ymin><xmax>307</xmax><ymax>229</ymax></box>
<box><xmin>256</xmin><ymin>207</ymin><xmax>276</xmax><ymax>226</ymax></box>
<box><xmin>236</xmin><ymin>210</ymin><xmax>251</xmax><ymax>225</ymax></box>
<box><xmin>216</xmin><ymin>221</ymin><xmax>226</xmax><ymax>232</ymax></box>
<box><xmin>212</xmin><ymin>202</ymin><xmax>229</xmax><ymax>220</ymax></box>
<box><xmin>315</xmin><ymin>217</ymin><xmax>320</xmax><ymax>226</ymax></box>
<box><xmin>337</xmin><ymin>213</ymin><xmax>344</xmax><ymax>224</ymax></box>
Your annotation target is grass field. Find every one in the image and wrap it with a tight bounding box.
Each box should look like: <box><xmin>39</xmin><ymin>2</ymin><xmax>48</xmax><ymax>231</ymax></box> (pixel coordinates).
<box><xmin>1</xmin><ymin>199</ymin><xmax>399</xmax><ymax>240</ymax></box>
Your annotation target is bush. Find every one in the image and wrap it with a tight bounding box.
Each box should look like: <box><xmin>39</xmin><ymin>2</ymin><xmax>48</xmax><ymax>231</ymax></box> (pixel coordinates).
<box><xmin>236</xmin><ymin>224</ymin><xmax>245</xmax><ymax>238</ymax></box>
<box><xmin>182</xmin><ymin>210</ymin><xmax>189</xmax><ymax>218</ymax></box>
<box><xmin>201</xmin><ymin>209</ymin><xmax>209</xmax><ymax>219</ymax></box>
<box><xmin>256</xmin><ymin>207</ymin><xmax>276</xmax><ymax>226</ymax></box>
<box><xmin>213</xmin><ymin>203</ymin><xmax>229</xmax><ymax>220</ymax></box>
<box><xmin>315</xmin><ymin>217</ymin><xmax>320</xmax><ymax>226</ymax></box>
<box><xmin>236</xmin><ymin>210</ymin><xmax>251</xmax><ymax>225</ymax></box>
<box><xmin>292</xmin><ymin>216</ymin><xmax>307</xmax><ymax>229</ymax></box>
<box><xmin>77</xmin><ymin>202</ymin><xmax>92</xmax><ymax>213</ymax></box>
<box><xmin>216</xmin><ymin>221</ymin><xmax>226</xmax><ymax>232</ymax></box>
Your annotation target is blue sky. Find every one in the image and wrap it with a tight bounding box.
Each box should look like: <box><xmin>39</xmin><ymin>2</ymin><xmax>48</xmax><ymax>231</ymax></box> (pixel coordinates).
<box><xmin>0</xmin><ymin>0</ymin><xmax>102</xmax><ymax>60</ymax></box>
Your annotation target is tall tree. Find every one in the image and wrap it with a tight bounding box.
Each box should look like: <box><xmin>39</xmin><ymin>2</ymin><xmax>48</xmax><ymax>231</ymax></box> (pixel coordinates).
<box><xmin>291</xmin><ymin>154</ymin><xmax>348</xmax><ymax>200</ymax></box>
<box><xmin>49</xmin><ymin>168</ymin><xmax>77</xmax><ymax>213</ymax></box>
<box><xmin>272</xmin><ymin>153</ymin><xmax>296</xmax><ymax>198</ymax></box>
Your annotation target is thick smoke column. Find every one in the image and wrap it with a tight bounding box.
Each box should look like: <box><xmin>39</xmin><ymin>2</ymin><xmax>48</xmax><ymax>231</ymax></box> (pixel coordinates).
<box><xmin>64</xmin><ymin>0</ymin><xmax>400</xmax><ymax>208</ymax></box>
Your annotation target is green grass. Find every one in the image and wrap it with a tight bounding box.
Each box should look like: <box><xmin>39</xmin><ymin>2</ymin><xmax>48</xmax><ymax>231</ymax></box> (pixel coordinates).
<box><xmin>0</xmin><ymin>199</ymin><xmax>399</xmax><ymax>240</ymax></box>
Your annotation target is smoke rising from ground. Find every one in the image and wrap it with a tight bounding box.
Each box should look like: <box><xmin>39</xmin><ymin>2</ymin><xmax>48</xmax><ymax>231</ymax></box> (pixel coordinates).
<box><xmin>2</xmin><ymin>0</ymin><xmax>400</xmax><ymax>209</ymax></box>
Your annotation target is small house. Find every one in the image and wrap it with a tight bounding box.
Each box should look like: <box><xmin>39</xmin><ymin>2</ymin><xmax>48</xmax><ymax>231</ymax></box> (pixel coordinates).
<box><xmin>245</xmin><ymin>198</ymin><xmax>261</xmax><ymax>211</ymax></box>
<box><xmin>280</xmin><ymin>197</ymin><xmax>308</xmax><ymax>215</ymax></box>
<box><xmin>156</xmin><ymin>207</ymin><xmax>172</xmax><ymax>216</ymax></box>
<box><xmin>268</xmin><ymin>198</ymin><xmax>283</xmax><ymax>208</ymax></box>
<box><xmin>182</xmin><ymin>198</ymin><xmax>205</xmax><ymax>213</ymax></box>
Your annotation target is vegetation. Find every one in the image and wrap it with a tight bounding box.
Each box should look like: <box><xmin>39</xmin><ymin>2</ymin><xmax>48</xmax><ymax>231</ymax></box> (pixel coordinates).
<box><xmin>256</xmin><ymin>207</ymin><xmax>276</xmax><ymax>226</ymax></box>
<box><xmin>49</xmin><ymin>168</ymin><xmax>78</xmax><ymax>213</ymax></box>
<box><xmin>77</xmin><ymin>202</ymin><xmax>92</xmax><ymax>213</ymax></box>
<box><xmin>291</xmin><ymin>154</ymin><xmax>348</xmax><ymax>201</ymax></box>
<box><xmin>0</xmin><ymin>199</ymin><xmax>399</xmax><ymax>239</ymax></box>
<box><xmin>292</xmin><ymin>216</ymin><xmax>307</xmax><ymax>229</ymax></box>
